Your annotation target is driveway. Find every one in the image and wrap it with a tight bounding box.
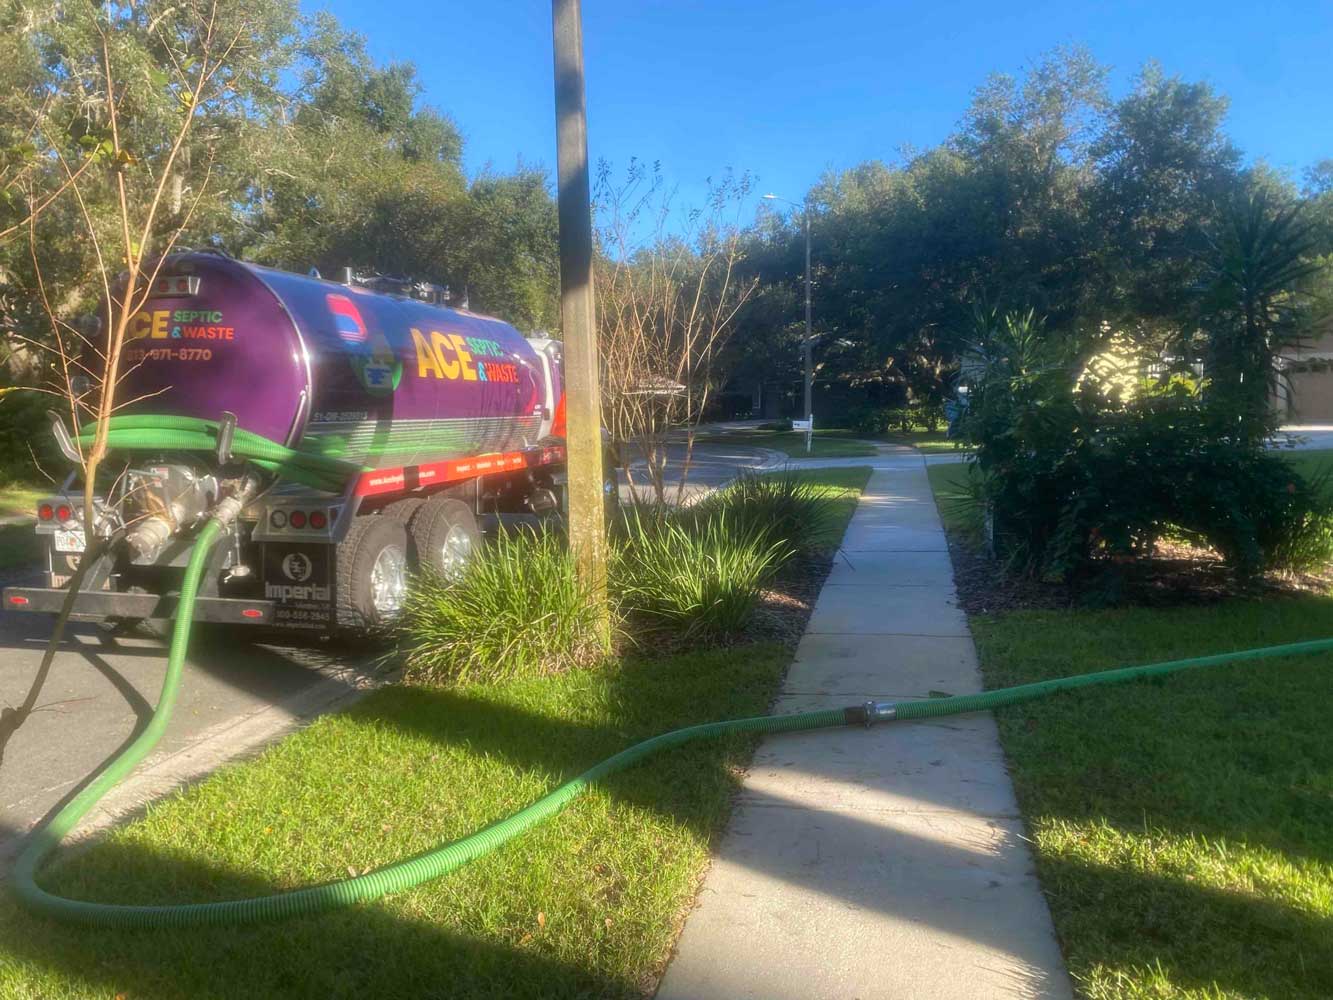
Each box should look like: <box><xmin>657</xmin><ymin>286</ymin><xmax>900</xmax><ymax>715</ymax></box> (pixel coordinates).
<box><xmin>1274</xmin><ymin>425</ymin><xmax>1333</xmax><ymax>451</ymax></box>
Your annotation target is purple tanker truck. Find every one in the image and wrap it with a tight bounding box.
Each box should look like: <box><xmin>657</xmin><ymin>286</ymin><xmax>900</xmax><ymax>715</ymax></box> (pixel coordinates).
<box><xmin>3</xmin><ymin>252</ymin><xmax>582</xmax><ymax>632</ymax></box>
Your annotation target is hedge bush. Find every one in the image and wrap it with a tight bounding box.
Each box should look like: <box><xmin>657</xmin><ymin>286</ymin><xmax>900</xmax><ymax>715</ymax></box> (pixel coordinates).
<box><xmin>0</xmin><ymin>386</ymin><xmax>61</xmax><ymax>485</ymax></box>
<box><xmin>960</xmin><ymin>312</ymin><xmax>1333</xmax><ymax>583</ymax></box>
<box><xmin>846</xmin><ymin>403</ymin><xmax>945</xmax><ymax>436</ymax></box>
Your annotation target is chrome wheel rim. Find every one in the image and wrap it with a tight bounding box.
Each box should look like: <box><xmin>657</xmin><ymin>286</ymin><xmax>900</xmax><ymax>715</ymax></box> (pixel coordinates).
<box><xmin>440</xmin><ymin>524</ymin><xmax>473</xmax><ymax>581</ymax></box>
<box><xmin>370</xmin><ymin>544</ymin><xmax>408</xmax><ymax>617</ymax></box>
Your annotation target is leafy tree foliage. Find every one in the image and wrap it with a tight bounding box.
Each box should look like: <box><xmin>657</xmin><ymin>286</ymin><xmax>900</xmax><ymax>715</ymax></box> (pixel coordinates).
<box><xmin>730</xmin><ymin>49</ymin><xmax>1329</xmax><ymax>422</ymax></box>
<box><xmin>0</xmin><ymin>0</ymin><xmax>560</xmax><ymax>390</ymax></box>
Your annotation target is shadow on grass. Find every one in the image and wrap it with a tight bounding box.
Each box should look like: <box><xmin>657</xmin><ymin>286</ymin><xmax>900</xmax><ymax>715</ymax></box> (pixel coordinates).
<box><xmin>976</xmin><ymin>594</ymin><xmax>1333</xmax><ymax>998</ymax></box>
<box><xmin>0</xmin><ymin>646</ymin><xmax>796</xmax><ymax>998</ymax></box>
<box><xmin>341</xmin><ymin>647</ymin><xmax>792</xmax><ymax>841</ymax></box>
<box><xmin>1038</xmin><ymin>849</ymin><xmax>1333</xmax><ymax>999</ymax></box>
<box><xmin>3</xmin><ymin>841</ymin><xmax>631</xmax><ymax>1000</ymax></box>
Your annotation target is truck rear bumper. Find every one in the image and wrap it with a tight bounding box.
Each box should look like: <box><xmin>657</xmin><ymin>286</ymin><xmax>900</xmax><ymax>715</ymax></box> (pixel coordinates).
<box><xmin>2</xmin><ymin>586</ymin><xmax>278</xmax><ymax>625</ymax></box>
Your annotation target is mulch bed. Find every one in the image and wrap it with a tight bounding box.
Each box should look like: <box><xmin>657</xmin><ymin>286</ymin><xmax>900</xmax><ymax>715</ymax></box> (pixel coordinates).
<box><xmin>742</xmin><ymin>552</ymin><xmax>831</xmax><ymax>647</ymax></box>
<box><xmin>943</xmin><ymin>531</ymin><xmax>1333</xmax><ymax>616</ymax></box>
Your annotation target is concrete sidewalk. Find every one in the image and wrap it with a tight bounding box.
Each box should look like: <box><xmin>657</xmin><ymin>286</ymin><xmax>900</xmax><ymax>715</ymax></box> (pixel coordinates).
<box><xmin>657</xmin><ymin>457</ymin><xmax>1071</xmax><ymax>1000</ymax></box>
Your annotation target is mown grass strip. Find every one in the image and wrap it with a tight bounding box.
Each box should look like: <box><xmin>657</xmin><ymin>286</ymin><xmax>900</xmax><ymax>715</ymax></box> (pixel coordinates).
<box><xmin>703</xmin><ymin>429</ymin><xmax>878</xmax><ymax>458</ymax></box>
<box><xmin>926</xmin><ymin>461</ymin><xmax>1333</xmax><ymax>999</ymax></box>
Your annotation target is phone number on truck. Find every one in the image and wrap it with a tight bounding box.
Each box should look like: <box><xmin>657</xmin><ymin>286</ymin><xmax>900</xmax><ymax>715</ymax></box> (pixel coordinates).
<box><xmin>126</xmin><ymin>347</ymin><xmax>214</xmax><ymax>362</ymax></box>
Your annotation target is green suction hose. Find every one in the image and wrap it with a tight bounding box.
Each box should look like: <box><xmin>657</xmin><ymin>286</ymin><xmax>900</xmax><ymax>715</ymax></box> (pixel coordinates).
<box><xmin>16</xmin><ymin>545</ymin><xmax>1333</xmax><ymax>930</ymax></box>
<box><xmin>14</xmin><ymin>517</ymin><xmax>227</xmax><ymax>926</ymax></box>
<box><xmin>76</xmin><ymin>415</ymin><xmax>366</xmax><ymax>493</ymax></box>
<box><xmin>13</xmin><ymin>411</ymin><xmax>1333</xmax><ymax>929</ymax></box>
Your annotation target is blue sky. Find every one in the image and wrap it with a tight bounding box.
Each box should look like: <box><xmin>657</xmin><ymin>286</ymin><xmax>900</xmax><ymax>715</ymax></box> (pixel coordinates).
<box><xmin>308</xmin><ymin>0</ymin><xmax>1332</xmax><ymax>221</ymax></box>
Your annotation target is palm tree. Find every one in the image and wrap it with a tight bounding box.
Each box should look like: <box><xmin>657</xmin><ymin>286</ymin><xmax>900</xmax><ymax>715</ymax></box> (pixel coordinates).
<box><xmin>1196</xmin><ymin>187</ymin><xmax>1319</xmax><ymax>438</ymax></box>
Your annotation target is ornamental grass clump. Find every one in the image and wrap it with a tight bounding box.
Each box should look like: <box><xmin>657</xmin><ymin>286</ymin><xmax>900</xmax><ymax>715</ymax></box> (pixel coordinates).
<box><xmin>397</xmin><ymin>528</ymin><xmax>610</xmax><ymax>685</ymax></box>
<box><xmin>689</xmin><ymin>467</ymin><xmax>838</xmax><ymax>556</ymax></box>
<box><xmin>614</xmin><ymin>508</ymin><xmax>790</xmax><ymax>640</ymax></box>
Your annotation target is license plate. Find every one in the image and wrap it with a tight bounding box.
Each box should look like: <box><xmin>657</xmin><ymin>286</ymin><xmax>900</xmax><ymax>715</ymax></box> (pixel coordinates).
<box><xmin>53</xmin><ymin>528</ymin><xmax>86</xmax><ymax>553</ymax></box>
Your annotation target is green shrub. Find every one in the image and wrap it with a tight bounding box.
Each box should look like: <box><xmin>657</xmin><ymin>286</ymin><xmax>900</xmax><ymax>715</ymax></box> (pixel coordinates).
<box><xmin>614</xmin><ymin>509</ymin><xmax>788</xmax><ymax>639</ymax></box>
<box><xmin>0</xmin><ymin>386</ymin><xmax>61</xmax><ymax>485</ymax></box>
<box><xmin>691</xmin><ymin>467</ymin><xmax>839</xmax><ymax>556</ymax></box>
<box><xmin>846</xmin><ymin>403</ymin><xmax>945</xmax><ymax>436</ymax></box>
<box><xmin>960</xmin><ymin>310</ymin><xmax>1333</xmax><ymax>583</ymax></box>
<box><xmin>397</xmin><ymin>529</ymin><xmax>610</xmax><ymax>684</ymax></box>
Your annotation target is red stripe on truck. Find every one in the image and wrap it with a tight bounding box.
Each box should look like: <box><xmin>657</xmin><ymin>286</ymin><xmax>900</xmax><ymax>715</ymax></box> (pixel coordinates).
<box><xmin>352</xmin><ymin>447</ymin><xmax>565</xmax><ymax>498</ymax></box>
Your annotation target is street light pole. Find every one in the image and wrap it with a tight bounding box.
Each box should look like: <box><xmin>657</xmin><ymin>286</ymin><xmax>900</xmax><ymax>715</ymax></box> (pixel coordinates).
<box><xmin>802</xmin><ymin>209</ymin><xmax>812</xmax><ymax>424</ymax></box>
<box><xmin>551</xmin><ymin>0</ymin><xmax>609</xmax><ymax>643</ymax></box>
<box><xmin>763</xmin><ymin>193</ymin><xmax>813</xmax><ymax>446</ymax></box>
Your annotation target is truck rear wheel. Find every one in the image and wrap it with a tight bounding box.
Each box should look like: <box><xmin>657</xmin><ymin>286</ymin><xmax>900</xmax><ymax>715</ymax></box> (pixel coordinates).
<box><xmin>334</xmin><ymin>516</ymin><xmax>410</xmax><ymax>631</ymax></box>
<box><xmin>382</xmin><ymin>496</ymin><xmax>425</xmax><ymax>523</ymax></box>
<box><xmin>410</xmin><ymin>497</ymin><xmax>480</xmax><ymax>581</ymax></box>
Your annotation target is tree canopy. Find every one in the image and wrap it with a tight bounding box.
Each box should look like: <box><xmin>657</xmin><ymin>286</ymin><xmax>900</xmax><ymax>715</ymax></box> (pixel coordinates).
<box><xmin>725</xmin><ymin>48</ymin><xmax>1331</xmax><ymax>421</ymax></box>
<box><xmin>1</xmin><ymin>20</ymin><xmax>1328</xmax><ymax>435</ymax></box>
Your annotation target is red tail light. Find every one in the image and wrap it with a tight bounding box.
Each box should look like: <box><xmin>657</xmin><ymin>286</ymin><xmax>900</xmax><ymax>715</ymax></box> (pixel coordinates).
<box><xmin>288</xmin><ymin>510</ymin><xmax>307</xmax><ymax>529</ymax></box>
<box><xmin>38</xmin><ymin>504</ymin><xmax>54</xmax><ymax>521</ymax></box>
<box><xmin>9</xmin><ymin>595</ymin><xmax>30</xmax><ymax>606</ymax></box>
<box><xmin>56</xmin><ymin>505</ymin><xmax>73</xmax><ymax>522</ymax></box>
<box><xmin>309</xmin><ymin>511</ymin><xmax>327</xmax><ymax>530</ymax></box>
<box><xmin>241</xmin><ymin>608</ymin><xmax>264</xmax><ymax>619</ymax></box>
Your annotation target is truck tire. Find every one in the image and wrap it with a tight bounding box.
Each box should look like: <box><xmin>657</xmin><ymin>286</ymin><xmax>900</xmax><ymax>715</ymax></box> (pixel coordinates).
<box><xmin>409</xmin><ymin>497</ymin><xmax>480</xmax><ymax>581</ymax></box>
<box><xmin>334</xmin><ymin>515</ymin><xmax>410</xmax><ymax>631</ymax></box>
<box><xmin>382</xmin><ymin>496</ymin><xmax>426</xmax><ymax>523</ymax></box>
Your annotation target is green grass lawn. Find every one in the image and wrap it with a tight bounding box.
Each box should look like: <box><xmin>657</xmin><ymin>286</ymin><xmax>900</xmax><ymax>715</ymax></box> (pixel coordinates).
<box><xmin>1281</xmin><ymin>447</ymin><xmax>1333</xmax><ymax>492</ymax></box>
<box><xmin>924</xmin><ymin>457</ymin><xmax>1333</xmax><ymax>999</ymax></box>
<box><xmin>703</xmin><ymin>428</ymin><xmax>878</xmax><ymax>458</ymax></box>
<box><xmin>0</xmin><ymin>480</ymin><xmax>45</xmax><ymax>518</ymax></box>
<box><xmin>973</xmin><ymin>600</ymin><xmax>1333</xmax><ymax>1000</ymax></box>
<box><xmin>0</xmin><ymin>467</ymin><xmax>872</xmax><ymax>1000</ymax></box>
<box><xmin>925</xmin><ymin>461</ymin><xmax>977</xmax><ymax>538</ymax></box>
<box><xmin>877</xmin><ymin>429</ymin><xmax>973</xmax><ymax>454</ymax></box>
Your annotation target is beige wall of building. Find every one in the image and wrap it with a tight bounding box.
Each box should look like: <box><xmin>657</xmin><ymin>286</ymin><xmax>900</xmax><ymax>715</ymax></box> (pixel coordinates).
<box><xmin>1278</xmin><ymin>332</ymin><xmax>1333</xmax><ymax>424</ymax></box>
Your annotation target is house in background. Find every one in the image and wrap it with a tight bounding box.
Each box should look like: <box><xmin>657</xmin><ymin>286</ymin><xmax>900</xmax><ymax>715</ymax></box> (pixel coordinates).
<box><xmin>1276</xmin><ymin>329</ymin><xmax>1333</xmax><ymax>424</ymax></box>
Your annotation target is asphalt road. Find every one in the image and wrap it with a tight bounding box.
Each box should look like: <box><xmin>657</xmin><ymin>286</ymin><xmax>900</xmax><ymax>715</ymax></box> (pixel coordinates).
<box><xmin>0</xmin><ymin>440</ymin><xmax>777</xmax><ymax>863</ymax></box>
<box><xmin>619</xmin><ymin>438</ymin><xmax>781</xmax><ymax>501</ymax></box>
<box><xmin>0</xmin><ymin>564</ymin><xmax>385</xmax><ymax>866</ymax></box>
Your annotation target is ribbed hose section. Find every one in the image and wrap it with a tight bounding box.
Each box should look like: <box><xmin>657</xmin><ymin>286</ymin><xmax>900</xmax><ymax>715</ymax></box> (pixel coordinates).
<box><xmin>889</xmin><ymin>638</ymin><xmax>1333</xmax><ymax>721</ymax></box>
<box><xmin>16</xmin><ymin>410</ymin><xmax>1333</xmax><ymax>929</ymax></box>
<box><xmin>14</xmin><ymin>548</ymin><xmax>850</xmax><ymax>930</ymax></box>
<box><xmin>76</xmin><ymin>415</ymin><xmax>365</xmax><ymax>493</ymax></box>
<box><xmin>13</xmin><ymin>518</ymin><xmax>226</xmax><ymax>924</ymax></box>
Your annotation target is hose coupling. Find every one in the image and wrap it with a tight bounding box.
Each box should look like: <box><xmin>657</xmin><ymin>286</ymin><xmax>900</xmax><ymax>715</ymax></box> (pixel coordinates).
<box><xmin>872</xmin><ymin>701</ymin><xmax>898</xmax><ymax>722</ymax></box>
<box><xmin>843</xmin><ymin>700</ymin><xmax>899</xmax><ymax>727</ymax></box>
<box><xmin>209</xmin><ymin>473</ymin><xmax>261</xmax><ymax>529</ymax></box>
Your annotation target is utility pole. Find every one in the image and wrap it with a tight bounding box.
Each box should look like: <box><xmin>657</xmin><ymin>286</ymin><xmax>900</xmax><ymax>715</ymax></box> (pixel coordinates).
<box><xmin>551</xmin><ymin>0</ymin><xmax>609</xmax><ymax>641</ymax></box>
